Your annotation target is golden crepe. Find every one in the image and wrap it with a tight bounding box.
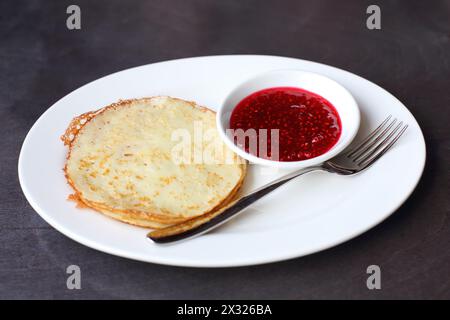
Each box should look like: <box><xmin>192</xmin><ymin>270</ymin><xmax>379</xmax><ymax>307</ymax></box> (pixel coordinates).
<box><xmin>62</xmin><ymin>96</ymin><xmax>246</xmax><ymax>228</ymax></box>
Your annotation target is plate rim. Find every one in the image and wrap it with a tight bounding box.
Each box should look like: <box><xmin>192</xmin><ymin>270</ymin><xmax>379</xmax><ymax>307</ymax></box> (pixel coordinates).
<box><xmin>18</xmin><ymin>54</ymin><xmax>426</xmax><ymax>267</ymax></box>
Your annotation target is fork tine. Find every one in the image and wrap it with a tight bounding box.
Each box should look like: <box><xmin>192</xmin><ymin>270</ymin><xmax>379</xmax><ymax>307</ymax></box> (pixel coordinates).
<box><xmin>347</xmin><ymin>115</ymin><xmax>392</xmax><ymax>158</ymax></box>
<box><xmin>351</xmin><ymin>118</ymin><xmax>397</xmax><ymax>161</ymax></box>
<box><xmin>356</xmin><ymin>121</ymin><xmax>403</xmax><ymax>165</ymax></box>
<box><xmin>358</xmin><ymin>124</ymin><xmax>408</xmax><ymax>168</ymax></box>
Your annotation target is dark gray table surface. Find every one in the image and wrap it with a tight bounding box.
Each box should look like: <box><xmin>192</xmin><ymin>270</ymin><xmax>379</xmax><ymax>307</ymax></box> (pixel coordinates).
<box><xmin>1</xmin><ymin>0</ymin><xmax>449</xmax><ymax>299</ymax></box>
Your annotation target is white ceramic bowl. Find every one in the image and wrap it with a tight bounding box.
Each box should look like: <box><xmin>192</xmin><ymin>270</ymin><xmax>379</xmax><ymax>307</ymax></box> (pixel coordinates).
<box><xmin>217</xmin><ymin>69</ymin><xmax>361</xmax><ymax>169</ymax></box>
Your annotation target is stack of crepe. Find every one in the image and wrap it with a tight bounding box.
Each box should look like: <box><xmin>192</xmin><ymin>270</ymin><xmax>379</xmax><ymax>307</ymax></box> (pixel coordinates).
<box><xmin>62</xmin><ymin>96</ymin><xmax>246</xmax><ymax>229</ymax></box>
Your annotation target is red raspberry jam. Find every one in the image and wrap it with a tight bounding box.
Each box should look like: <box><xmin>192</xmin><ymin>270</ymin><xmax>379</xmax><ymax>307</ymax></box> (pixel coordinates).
<box><xmin>229</xmin><ymin>87</ymin><xmax>341</xmax><ymax>161</ymax></box>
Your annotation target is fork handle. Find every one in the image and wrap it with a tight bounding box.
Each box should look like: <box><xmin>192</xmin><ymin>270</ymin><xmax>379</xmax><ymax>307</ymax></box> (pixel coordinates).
<box><xmin>148</xmin><ymin>166</ymin><xmax>322</xmax><ymax>244</ymax></box>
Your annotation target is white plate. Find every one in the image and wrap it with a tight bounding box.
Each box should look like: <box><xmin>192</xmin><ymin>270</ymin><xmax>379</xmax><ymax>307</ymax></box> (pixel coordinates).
<box><xmin>18</xmin><ymin>55</ymin><xmax>426</xmax><ymax>267</ymax></box>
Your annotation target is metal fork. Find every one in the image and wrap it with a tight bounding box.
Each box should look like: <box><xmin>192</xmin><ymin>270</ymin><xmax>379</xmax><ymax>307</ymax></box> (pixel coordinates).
<box><xmin>148</xmin><ymin>115</ymin><xmax>408</xmax><ymax>244</ymax></box>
